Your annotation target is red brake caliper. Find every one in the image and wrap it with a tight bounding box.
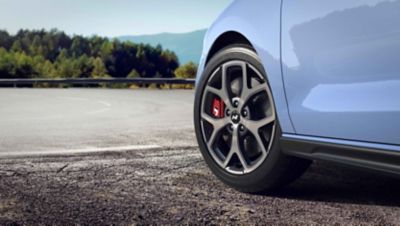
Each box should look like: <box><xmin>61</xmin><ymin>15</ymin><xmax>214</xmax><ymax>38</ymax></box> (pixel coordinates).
<box><xmin>212</xmin><ymin>98</ymin><xmax>225</xmax><ymax>118</ymax></box>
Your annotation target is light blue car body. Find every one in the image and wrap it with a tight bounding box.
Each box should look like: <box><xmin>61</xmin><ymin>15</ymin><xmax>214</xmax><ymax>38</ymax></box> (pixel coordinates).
<box><xmin>197</xmin><ymin>0</ymin><xmax>400</xmax><ymax>153</ymax></box>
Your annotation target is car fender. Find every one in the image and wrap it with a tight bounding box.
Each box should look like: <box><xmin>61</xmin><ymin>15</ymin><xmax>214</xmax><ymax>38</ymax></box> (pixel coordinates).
<box><xmin>196</xmin><ymin>0</ymin><xmax>295</xmax><ymax>133</ymax></box>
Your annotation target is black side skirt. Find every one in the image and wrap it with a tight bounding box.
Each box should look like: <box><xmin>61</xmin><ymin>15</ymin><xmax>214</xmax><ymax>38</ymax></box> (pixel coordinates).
<box><xmin>280</xmin><ymin>136</ymin><xmax>400</xmax><ymax>175</ymax></box>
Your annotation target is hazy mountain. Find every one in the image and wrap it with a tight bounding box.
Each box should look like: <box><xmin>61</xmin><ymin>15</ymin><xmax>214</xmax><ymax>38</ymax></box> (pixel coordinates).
<box><xmin>118</xmin><ymin>29</ymin><xmax>206</xmax><ymax>64</ymax></box>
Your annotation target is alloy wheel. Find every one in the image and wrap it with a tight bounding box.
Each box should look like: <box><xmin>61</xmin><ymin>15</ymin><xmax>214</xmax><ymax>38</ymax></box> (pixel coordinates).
<box><xmin>200</xmin><ymin>60</ymin><xmax>276</xmax><ymax>175</ymax></box>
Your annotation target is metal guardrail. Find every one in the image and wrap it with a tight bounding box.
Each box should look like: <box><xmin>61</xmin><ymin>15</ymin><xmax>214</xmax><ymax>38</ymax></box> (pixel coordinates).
<box><xmin>0</xmin><ymin>78</ymin><xmax>196</xmax><ymax>86</ymax></box>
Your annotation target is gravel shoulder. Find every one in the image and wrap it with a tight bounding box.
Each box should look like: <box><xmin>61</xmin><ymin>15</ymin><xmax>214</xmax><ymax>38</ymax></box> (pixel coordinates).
<box><xmin>1</xmin><ymin>145</ymin><xmax>400</xmax><ymax>225</ymax></box>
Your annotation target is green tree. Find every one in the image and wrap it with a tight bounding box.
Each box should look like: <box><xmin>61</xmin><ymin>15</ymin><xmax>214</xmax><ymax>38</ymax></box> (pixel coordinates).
<box><xmin>14</xmin><ymin>51</ymin><xmax>35</xmax><ymax>78</ymax></box>
<box><xmin>70</xmin><ymin>36</ymin><xmax>89</xmax><ymax>57</ymax></box>
<box><xmin>174</xmin><ymin>62</ymin><xmax>198</xmax><ymax>79</ymax></box>
<box><xmin>91</xmin><ymin>57</ymin><xmax>108</xmax><ymax>78</ymax></box>
<box><xmin>10</xmin><ymin>40</ymin><xmax>23</xmax><ymax>52</ymax></box>
<box><xmin>56</xmin><ymin>59</ymin><xmax>80</xmax><ymax>78</ymax></box>
<box><xmin>0</xmin><ymin>31</ymin><xmax>12</xmax><ymax>50</ymax></box>
<box><xmin>127</xmin><ymin>69</ymin><xmax>140</xmax><ymax>78</ymax></box>
<box><xmin>56</xmin><ymin>48</ymin><xmax>69</xmax><ymax>62</ymax></box>
<box><xmin>0</xmin><ymin>29</ymin><xmax>182</xmax><ymax>81</ymax></box>
<box><xmin>0</xmin><ymin>47</ymin><xmax>15</xmax><ymax>78</ymax></box>
<box><xmin>41</xmin><ymin>60</ymin><xmax>56</xmax><ymax>78</ymax></box>
<box><xmin>30</xmin><ymin>35</ymin><xmax>41</xmax><ymax>55</ymax></box>
<box><xmin>76</xmin><ymin>54</ymin><xmax>93</xmax><ymax>78</ymax></box>
<box><xmin>31</xmin><ymin>55</ymin><xmax>46</xmax><ymax>78</ymax></box>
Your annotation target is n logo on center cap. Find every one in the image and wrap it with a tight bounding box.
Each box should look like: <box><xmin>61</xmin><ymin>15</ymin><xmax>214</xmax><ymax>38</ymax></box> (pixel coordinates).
<box><xmin>231</xmin><ymin>112</ymin><xmax>241</xmax><ymax>124</ymax></box>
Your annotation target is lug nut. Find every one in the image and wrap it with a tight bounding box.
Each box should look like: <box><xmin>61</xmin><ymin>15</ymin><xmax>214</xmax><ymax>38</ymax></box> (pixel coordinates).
<box><xmin>229</xmin><ymin>124</ymin><xmax>234</xmax><ymax>131</ymax></box>
<box><xmin>233</xmin><ymin>100</ymin><xmax>239</xmax><ymax>108</ymax></box>
<box><xmin>239</xmin><ymin>125</ymin><xmax>245</xmax><ymax>132</ymax></box>
<box><xmin>226</xmin><ymin>109</ymin><xmax>231</xmax><ymax>117</ymax></box>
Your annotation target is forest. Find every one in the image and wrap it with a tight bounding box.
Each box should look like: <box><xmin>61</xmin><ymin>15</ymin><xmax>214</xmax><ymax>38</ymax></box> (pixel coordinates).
<box><xmin>0</xmin><ymin>29</ymin><xmax>193</xmax><ymax>80</ymax></box>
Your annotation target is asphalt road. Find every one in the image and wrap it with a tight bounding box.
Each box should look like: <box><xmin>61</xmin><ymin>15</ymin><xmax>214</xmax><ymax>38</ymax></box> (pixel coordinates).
<box><xmin>0</xmin><ymin>88</ymin><xmax>196</xmax><ymax>155</ymax></box>
<box><xmin>0</xmin><ymin>88</ymin><xmax>400</xmax><ymax>225</ymax></box>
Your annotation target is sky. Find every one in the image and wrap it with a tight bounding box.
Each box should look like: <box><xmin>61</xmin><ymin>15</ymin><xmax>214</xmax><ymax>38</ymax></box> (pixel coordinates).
<box><xmin>0</xmin><ymin>0</ymin><xmax>232</xmax><ymax>37</ymax></box>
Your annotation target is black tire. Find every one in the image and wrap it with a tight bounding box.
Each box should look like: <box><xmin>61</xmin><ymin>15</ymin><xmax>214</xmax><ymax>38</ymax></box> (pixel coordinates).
<box><xmin>194</xmin><ymin>44</ymin><xmax>311</xmax><ymax>193</ymax></box>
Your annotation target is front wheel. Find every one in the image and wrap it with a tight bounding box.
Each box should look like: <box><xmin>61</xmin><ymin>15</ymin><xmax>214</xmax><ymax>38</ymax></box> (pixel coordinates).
<box><xmin>194</xmin><ymin>45</ymin><xmax>311</xmax><ymax>193</ymax></box>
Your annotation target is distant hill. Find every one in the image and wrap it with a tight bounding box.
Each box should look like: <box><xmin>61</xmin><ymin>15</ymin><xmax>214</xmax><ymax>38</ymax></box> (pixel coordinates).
<box><xmin>118</xmin><ymin>29</ymin><xmax>207</xmax><ymax>64</ymax></box>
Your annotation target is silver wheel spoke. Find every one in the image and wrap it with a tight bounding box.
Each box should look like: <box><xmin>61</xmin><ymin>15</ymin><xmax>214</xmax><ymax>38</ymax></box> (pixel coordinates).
<box><xmin>255</xmin><ymin>133</ymin><xmax>268</xmax><ymax>155</ymax></box>
<box><xmin>201</xmin><ymin>111</ymin><xmax>229</xmax><ymax>147</ymax></box>
<box><xmin>223</xmin><ymin>150</ymin><xmax>235</xmax><ymax>168</ymax></box>
<box><xmin>238</xmin><ymin>61</ymin><xmax>268</xmax><ymax>107</ymax></box>
<box><xmin>205</xmin><ymin>86</ymin><xmax>222</xmax><ymax>98</ymax></box>
<box><xmin>221</xmin><ymin>64</ymin><xmax>232</xmax><ymax>109</ymax></box>
<box><xmin>224</xmin><ymin>129</ymin><xmax>239</xmax><ymax>167</ymax></box>
<box><xmin>241</xmin><ymin>83</ymin><xmax>269</xmax><ymax>108</ymax></box>
<box><xmin>203</xmin><ymin>65</ymin><xmax>232</xmax><ymax>109</ymax></box>
<box><xmin>204</xmin><ymin>84</ymin><xmax>232</xmax><ymax>110</ymax></box>
<box><xmin>243</xmin><ymin>115</ymin><xmax>275</xmax><ymax>133</ymax></box>
<box><xmin>205</xmin><ymin>86</ymin><xmax>229</xmax><ymax>106</ymax></box>
<box><xmin>236</xmin><ymin>146</ymin><xmax>249</xmax><ymax>172</ymax></box>
<box><xmin>201</xmin><ymin>111</ymin><xmax>218</xmax><ymax>124</ymax></box>
<box><xmin>224</xmin><ymin>128</ymin><xmax>248</xmax><ymax>171</ymax></box>
<box><xmin>242</xmin><ymin>116</ymin><xmax>275</xmax><ymax>155</ymax></box>
<box><xmin>240</xmin><ymin>61</ymin><xmax>249</xmax><ymax>93</ymax></box>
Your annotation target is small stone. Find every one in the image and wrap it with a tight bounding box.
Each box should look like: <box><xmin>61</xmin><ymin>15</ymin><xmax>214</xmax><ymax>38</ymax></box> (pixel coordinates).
<box><xmin>248</xmin><ymin>209</ymin><xmax>255</xmax><ymax>214</ymax></box>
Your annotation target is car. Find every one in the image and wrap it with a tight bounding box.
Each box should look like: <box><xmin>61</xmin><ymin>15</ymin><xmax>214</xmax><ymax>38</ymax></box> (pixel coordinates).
<box><xmin>194</xmin><ymin>0</ymin><xmax>400</xmax><ymax>193</ymax></box>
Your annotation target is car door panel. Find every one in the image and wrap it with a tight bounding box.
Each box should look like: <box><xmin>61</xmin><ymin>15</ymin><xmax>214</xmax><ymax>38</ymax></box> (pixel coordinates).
<box><xmin>281</xmin><ymin>0</ymin><xmax>400</xmax><ymax>145</ymax></box>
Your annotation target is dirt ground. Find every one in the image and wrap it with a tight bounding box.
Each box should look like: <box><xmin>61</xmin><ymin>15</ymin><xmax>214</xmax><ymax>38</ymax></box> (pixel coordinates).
<box><xmin>1</xmin><ymin>146</ymin><xmax>400</xmax><ymax>225</ymax></box>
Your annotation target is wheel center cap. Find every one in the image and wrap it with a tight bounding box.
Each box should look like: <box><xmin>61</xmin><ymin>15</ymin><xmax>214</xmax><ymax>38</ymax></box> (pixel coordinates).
<box><xmin>231</xmin><ymin>112</ymin><xmax>241</xmax><ymax>124</ymax></box>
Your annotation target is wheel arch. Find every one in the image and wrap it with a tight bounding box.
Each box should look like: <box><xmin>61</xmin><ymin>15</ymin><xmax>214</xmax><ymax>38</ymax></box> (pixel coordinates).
<box><xmin>205</xmin><ymin>31</ymin><xmax>255</xmax><ymax>64</ymax></box>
